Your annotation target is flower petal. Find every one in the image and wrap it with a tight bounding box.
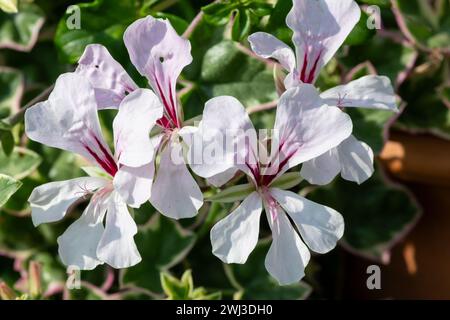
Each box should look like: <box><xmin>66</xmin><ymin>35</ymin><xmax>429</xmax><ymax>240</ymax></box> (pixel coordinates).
<box><xmin>113</xmin><ymin>88</ymin><xmax>163</xmax><ymax>167</ymax></box>
<box><xmin>272</xmin><ymin>84</ymin><xmax>352</xmax><ymax>174</ymax></box>
<box><xmin>210</xmin><ymin>192</ymin><xmax>262</xmax><ymax>264</ymax></box>
<box><xmin>124</xmin><ymin>16</ymin><xmax>192</xmax><ymax>81</ymax></box>
<box><xmin>124</xmin><ymin>16</ymin><xmax>191</xmax><ymax>124</ymax></box>
<box><xmin>300</xmin><ymin>149</ymin><xmax>340</xmax><ymax>185</ymax></box>
<box><xmin>113</xmin><ymin>163</ymin><xmax>155</xmax><ymax>208</ymax></box>
<box><xmin>207</xmin><ymin>168</ymin><xmax>238</xmax><ymax>187</ymax></box>
<box><xmin>76</xmin><ymin>44</ymin><xmax>139</xmax><ymax>109</ymax></box>
<box><xmin>97</xmin><ymin>193</ymin><xmax>141</xmax><ymax>268</ymax></box>
<box><xmin>248</xmin><ymin>32</ymin><xmax>296</xmax><ymax>71</ymax></box>
<box><xmin>321</xmin><ymin>75</ymin><xmax>398</xmax><ymax>111</ymax></box>
<box><xmin>286</xmin><ymin>0</ymin><xmax>360</xmax><ymax>83</ymax></box>
<box><xmin>337</xmin><ymin>135</ymin><xmax>374</xmax><ymax>184</ymax></box>
<box><xmin>150</xmin><ymin>142</ymin><xmax>203</xmax><ymax>219</ymax></box>
<box><xmin>25</xmin><ymin>73</ymin><xmax>116</xmax><ymax>174</ymax></box>
<box><xmin>189</xmin><ymin>96</ymin><xmax>257</xmax><ymax>180</ymax></box>
<box><xmin>57</xmin><ymin>192</ymin><xmax>109</xmax><ymax>270</ymax></box>
<box><xmin>28</xmin><ymin>177</ymin><xmax>107</xmax><ymax>227</ymax></box>
<box><xmin>264</xmin><ymin>204</ymin><xmax>310</xmax><ymax>285</ymax></box>
<box><xmin>271</xmin><ymin>188</ymin><xmax>344</xmax><ymax>254</ymax></box>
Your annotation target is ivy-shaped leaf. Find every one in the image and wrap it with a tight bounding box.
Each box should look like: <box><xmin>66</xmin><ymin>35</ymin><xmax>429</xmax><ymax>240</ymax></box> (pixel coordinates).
<box><xmin>0</xmin><ymin>0</ymin><xmax>18</xmax><ymax>14</ymax></box>
<box><xmin>0</xmin><ymin>67</ymin><xmax>23</xmax><ymax>118</ymax></box>
<box><xmin>0</xmin><ymin>3</ymin><xmax>45</xmax><ymax>52</ymax></box>
<box><xmin>184</xmin><ymin>40</ymin><xmax>277</xmax><ymax>119</ymax></box>
<box><xmin>202</xmin><ymin>0</ymin><xmax>272</xmax><ymax>41</ymax></box>
<box><xmin>392</xmin><ymin>0</ymin><xmax>450</xmax><ymax>50</ymax></box>
<box><xmin>0</xmin><ymin>147</ymin><xmax>41</xmax><ymax>180</ymax></box>
<box><xmin>0</xmin><ymin>173</ymin><xmax>21</xmax><ymax>207</ymax></box>
<box><xmin>308</xmin><ymin>164</ymin><xmax>421</xmax><ymax>262</ymax></box>
<box><xmin>161</xmin><ymin>270</ymin><xmax>221</xmax><ymax>300</ymax></box>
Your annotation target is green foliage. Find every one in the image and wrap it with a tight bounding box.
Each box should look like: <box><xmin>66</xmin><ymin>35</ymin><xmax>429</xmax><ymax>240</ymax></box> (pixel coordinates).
<box><xmin>0</xmin><ymin>0</ymin><xmax>18</xmax><ymax>14</ymax></box>
<box><xmin>0</xmin><ymin>173</ymin><xmax>21</xmax><ymax>207</ymax></box>
<box><xmin>0</xmin><ymin>148</ymin><xmax>41</xmax><ymax>180</ymax></box>
<box><xmin>161</xmin><ymin>270</ymin><xmax>221</xmax><ymax>300</ymax></box>
<box><xmin>202</xmin><ymin>0</ymin><xmax>272</xmax><ymax>41</ymax></box>
<box><xmin>0</xmin><ymin>3</ymin><xmax>44</xmax><ymax>51</ymax></box>
<box><xmin>393</xmin><ymin>0</ymin><xmax>450</xmax><ymax>50</ymax></box>
<box><xmin>308</xmin><ymin>165</ymin><xmax>420</xmax><ymax>261</ymax></box>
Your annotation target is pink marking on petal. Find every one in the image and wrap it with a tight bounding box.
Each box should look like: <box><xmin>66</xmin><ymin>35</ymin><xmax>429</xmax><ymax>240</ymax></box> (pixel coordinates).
<box><xmin>306</xmin><ymin>50</ymin><xmax>322</xmax><ymax>84</ymax></box>
<box><xmin>261</xmin><ymin>187</ymin><xmax>279</xmax><ymax>221</ymax></box>
<box><xmin>299</xmin><ymin>52</ymin><xmax>309</xmax><ymax>83</ymax></box>
<box><xmin>82</xmin><ymin>133</ymin><xmax>118</xmax><ymax>177</ymax></box>
<box><xmin>154</xmin><ymin>76</ymin><xmax>179</xmax><ymax>129</ymax></box>
<box><xmin>93</xmin><ymin>136</ymin><xmax>118</xmax><ymax>174</ymax></box>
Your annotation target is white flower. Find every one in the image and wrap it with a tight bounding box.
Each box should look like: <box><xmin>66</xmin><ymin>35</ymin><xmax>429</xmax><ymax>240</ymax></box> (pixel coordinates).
<box><xmin>190</xmin><ymin>84</ymin><xmax>352</xmax><ymax>285</ymax></box>
<box><xmin>248</xmin><ymin>0</ymin><xmax>398</xmax><ymax>185</ymax></box>
<box><xmin>25</xmin><ymin>73</ymin><xmax>163</xmax><ymax>269</ymax></box>
<box><xmin>75</xmin><ymin>16</ymin><xmax>203</xmax><ymax>219</ymax></box>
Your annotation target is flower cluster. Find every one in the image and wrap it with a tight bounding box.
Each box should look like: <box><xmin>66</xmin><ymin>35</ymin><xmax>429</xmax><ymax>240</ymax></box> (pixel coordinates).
<box><xmin>25</xmin><ymin>0</ymin><xmax>397</xmax><ymax>285</ymax></box>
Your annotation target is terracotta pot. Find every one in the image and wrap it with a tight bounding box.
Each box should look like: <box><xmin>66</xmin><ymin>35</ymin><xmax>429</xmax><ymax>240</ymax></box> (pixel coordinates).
<box><xmin>344</xmin><ymin>130</ymin><xmax>450</xmax><ymax>299</ymax></box>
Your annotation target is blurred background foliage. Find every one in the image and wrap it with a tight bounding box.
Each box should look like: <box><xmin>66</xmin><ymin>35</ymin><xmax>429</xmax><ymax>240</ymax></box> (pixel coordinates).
<box><xmin>0</xmin><ymin>0</ymin><xmax>448</xmax><ymax>300</ymax></box>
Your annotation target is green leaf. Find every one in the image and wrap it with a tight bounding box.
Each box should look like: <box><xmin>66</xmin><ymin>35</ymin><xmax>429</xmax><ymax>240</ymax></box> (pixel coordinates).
<box><xmin>270</xmin><ymin>172</ymin><xmax>303</xmax><ymax>190</ymax></box>
<box><xmin>0</xmin><ymin>0</ymin><xmax>18</xmax><ymax>13</ymax></box>
<box><xmin>0</xmin><ymin>147</ymin><xmax>41</xmax><ymax>180</ymax></box>
<box><xmin>0</xmin><ymin>129</ymin><xmax>13</xmax><ymax>156</ymax></box>
<box><xmin>55</xmin><ymin>0</ymin><xmax>141</xmax><ymax>64</ymax></box>
<box><xmin>0</xmin><ymin>68</ymin><xmax>23</xmax><ymax>119</ymax></box>
<box><xmin>186</xmin><ymin>40</ymin><xmax>277</xmax><ymax>118</ymax></box>
<box><xmin>202</xmin><ymin>2</ymin><xmax>233</xmax><ymax>26</ymax></box>
<box><xmin>0</xmin><ymin>3</ymin><xmax>45</xmax><ymax>52</ymax></box>
<box><xmin>228</xmin><ymin>240</ymin><xmax>313</xmax><ymax>299</ymax></box>
<box><xmin>206</xmin><ymin>183</ymin><xmax>255</xmax><ymax>203</ymax></box>
<box><xmin>395</xmin><ymin>63</ymin><xmax>450</xmax><ymax>138</ymax></box>
<box><xmin>231</xmin><ymin>9</ymin><xmax>251</xmax><ymax>42</ymax></box>
<box><xmin>393</xmin><ymin>0</ymin><xmax>450</xmax><ymax>49</ymax></box>
<box><xmin>0</xmin><ymin>173</ymin><xmax>21</xmax><ymax>207</ymax></box>
<box><xmin>342</xmin><ymin>37</ymin><xmax>417</xmax><ymax>86</ymax></box>
<box><xmin>308</xmin><ymin>164</ymin><xmax>421</xmax><ymax>261</ymax></box>
<box><xmin>161</xmin><ymin>270</ymin><xmax>193</xmax><ymax>300</ymax></box>
<box><xmin>1</xmin><ymin>176</ymin><xmax>38</xmax><ymax>215</ymax></box>
<box><xmin>161</xmin><ymin>269</ymin><xmax>222</xmax><ymax>300</ymax></box>
<box><xmin>121</xmin><ymin>215</ymin><xmax>196</xmax><ymax>293</ymax></box>
<box><xmin>202</xmin><ymin>0</ymin><xmax>272</xmax><ymax>28</ymax></box>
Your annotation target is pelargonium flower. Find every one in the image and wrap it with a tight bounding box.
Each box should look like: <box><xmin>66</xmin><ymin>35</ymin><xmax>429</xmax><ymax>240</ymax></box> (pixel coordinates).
<box><xmin>76</xmin><ymin>16</ymin><xmax>202</xmax><ymax>219</ymax></box>
<box><xmin>25</xmin><ymin>73</ymin><xmax>163</xmax><ymax>269</ymax></box>
<box><xmin>248</xmin><ymin>0</ymin><xmax>398</xmax><ymax>185</ymax></box>
<box><xmin>189</xmin><ymin>84</ymin><xmax>352</xmax><ymax>285</ymax></box>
